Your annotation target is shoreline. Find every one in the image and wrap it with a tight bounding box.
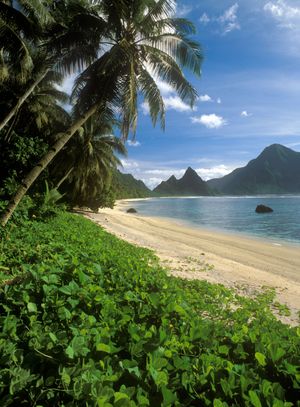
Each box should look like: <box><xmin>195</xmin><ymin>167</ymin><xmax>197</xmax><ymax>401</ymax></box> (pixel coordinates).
<box><xmin>120</xmin><ymin>199</ymin><xmax>300</xmax><ymax>249</ymax></box>
<box><xmin>85</xmin><ymin>200</ymin><xmax>300</xmax><ymax>325</ymax></box>
<box><xmin>119</xmin><ymin>197</ymin><xmax>300</xmax><ymax>248</ymax></box>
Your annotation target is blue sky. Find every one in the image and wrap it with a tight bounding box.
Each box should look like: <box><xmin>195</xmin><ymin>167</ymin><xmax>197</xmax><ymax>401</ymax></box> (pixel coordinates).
<box><xmin>61</xmin><ymin>0</ymin><xmax>300</xmax><ymax>188</ymax></box>
<box><xmin>122</xmin><ymin>0</ymin><xmax>300</xmax><ymax>188</ymax></box>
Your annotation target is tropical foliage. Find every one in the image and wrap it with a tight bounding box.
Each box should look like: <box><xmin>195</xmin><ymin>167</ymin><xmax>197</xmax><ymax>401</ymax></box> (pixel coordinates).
<box><xmin>0</xmin><ymin>212</ymin><xmax>299</xmax><ymax>405</ymax></box>
<box><xmin>53</xmin><ymin>115</ymin><xmax>127</xmax><ymax>210</ymax></box>
<box><xmin>0</xmin><ymin>0</ymin><xmax>202</xmax><ymax>225</ymax></box>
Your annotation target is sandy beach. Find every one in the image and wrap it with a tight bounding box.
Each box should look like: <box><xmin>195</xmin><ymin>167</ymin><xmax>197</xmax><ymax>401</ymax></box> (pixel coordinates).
<box><xmin>85</xmin><ymin>200</ymin><xmax>300</xmax><ymax>325</ymax></box>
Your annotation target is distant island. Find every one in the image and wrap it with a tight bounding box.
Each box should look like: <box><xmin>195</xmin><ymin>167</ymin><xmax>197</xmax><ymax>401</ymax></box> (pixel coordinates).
<box><xmin>119</xmin><ymin>144</ymin><xmax>300</xmax><ymax>197</ymax></box>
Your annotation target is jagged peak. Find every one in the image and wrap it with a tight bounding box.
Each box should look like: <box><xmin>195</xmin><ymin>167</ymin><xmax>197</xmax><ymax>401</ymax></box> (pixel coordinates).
<box><xmin>185</xmin><ymin>166</ymin><xmax>196</xmax><ymax>174</ymax></box>
<box><xmin>167</xmin><ymin>175</ymin><xmax>177</xmax><ymax>182</ymax></box>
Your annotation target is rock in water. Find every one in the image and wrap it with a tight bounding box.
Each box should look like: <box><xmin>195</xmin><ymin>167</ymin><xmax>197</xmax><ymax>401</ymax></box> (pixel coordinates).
<box><xmin>255</xmin><ymin>204</ymin><xmax>273</xmax><ymax>213</ymax></box>
<box><xmin>127</xmin><ymin>208</ymin><xmax>137</xmax><ymax>213</ymax></box>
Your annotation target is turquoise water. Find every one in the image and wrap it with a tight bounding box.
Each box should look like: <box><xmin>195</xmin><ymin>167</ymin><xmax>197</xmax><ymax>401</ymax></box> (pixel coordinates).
<box><xmin>127</xmin><ymin>196</ymin><xmax>300</xmax><ymax>244</ymax></box>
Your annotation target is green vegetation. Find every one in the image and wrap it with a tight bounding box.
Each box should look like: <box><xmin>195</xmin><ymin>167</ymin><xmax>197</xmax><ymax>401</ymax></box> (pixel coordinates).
<box><xmin>0</xmin><ymin>212</ymin><xmax>299</xmax><ymax>406</ymax></box>
<box><xmin>0</xmin><ymin>0</ymin><xmax>202</xmax><ymax>225</ymax></box>
<box><xmin>113</xmin><ymin>170</ymin><xmax>153</xmax><ymax>199</ymax></box>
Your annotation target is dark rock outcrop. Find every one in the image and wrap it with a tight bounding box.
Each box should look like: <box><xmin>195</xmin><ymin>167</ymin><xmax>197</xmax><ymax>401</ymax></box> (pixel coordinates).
<box><xmin>127</xmin><ymin>208</ymin><xmax>137</xmax><ymax>213</ymax></box>
<box><xmin>255</xmin><ymin>205</ymin><xmax>273</xmax><ymax>213</ymax></box>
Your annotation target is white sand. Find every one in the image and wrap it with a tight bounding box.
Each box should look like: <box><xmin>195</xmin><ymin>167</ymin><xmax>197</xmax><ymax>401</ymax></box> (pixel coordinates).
<box><xmin>84</xmin><ymin>200</ymin><xmax>300</xmax><ymax>325</ymax></box>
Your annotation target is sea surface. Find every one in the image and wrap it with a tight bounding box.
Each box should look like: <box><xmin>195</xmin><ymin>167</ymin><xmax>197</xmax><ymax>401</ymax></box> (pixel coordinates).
<box><xmin>126</xmin><ymin>196</ymin><xmax>300</xmax><ymax>245</ymax></box>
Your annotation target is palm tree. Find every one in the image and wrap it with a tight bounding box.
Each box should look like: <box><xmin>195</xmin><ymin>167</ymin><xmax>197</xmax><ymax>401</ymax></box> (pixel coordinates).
<box><xmin>53</xmin><ymin>114</ymin><xmax>126</xmax><ymax>209</ymax></box>
<box><xmin>0</xmin><ymin>0</ymin><xmax>202</xmax><ymax>226</ymax></box>
<box><xmin>0</xmin><ymin>0</ymin><xmax>106</xmax><ymax>132</ymax></box>
<box><xmin>0</xmin><ymin>70</ymin><xmax>70</xmax><ymax>197</ymax></box>
<box><xmin>2</xmin><ymin>68</ymin><xmax>70</xmax><ymax>143</ymax></box>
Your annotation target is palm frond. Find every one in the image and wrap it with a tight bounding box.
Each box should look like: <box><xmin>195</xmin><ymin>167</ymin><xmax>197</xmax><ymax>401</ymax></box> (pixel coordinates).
<box><xmin>144</xmin><ymin>33</ymin><xmax>202</xmax><ymax>76</ymax></box>
<box><xmin>140</xmin><ymin>0</ymin><xmax>176</xmax><ymax>28</ymax></box>
<box><xmin>19</xmin><ymin>0</ymin><xmax>54</xmax><ymax>27</ymax></box>
<box><xmin>138</xmin><ymin>66</ymin><xmax>165</xmax><ymax>129</ymax></box>
<box><xmin>120</xmin><ymin>61</ymin><xmax>138</xmax><ymax>138</ymax></box>
<box><xmin>142</xmin><ymin>44</ymin><xmax>198</xmax><ymax>105</ymax></box>
<box><xmin>0</xmin><ymin>2</ymin><xmax>36</xmax><ymax>38</ymax></box>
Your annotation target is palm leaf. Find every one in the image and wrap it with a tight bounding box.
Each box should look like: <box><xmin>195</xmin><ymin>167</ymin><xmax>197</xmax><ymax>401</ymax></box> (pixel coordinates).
<box><xmin>138</xmin><ymin>66</ymin><xmax>165</xmax><ymax>129</ymax></box>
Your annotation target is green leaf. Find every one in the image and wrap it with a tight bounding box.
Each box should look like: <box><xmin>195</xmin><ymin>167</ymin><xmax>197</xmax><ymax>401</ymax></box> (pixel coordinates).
<box><xmin>249</xmin><ymin>390</ymin><xmax>262</xmax><ymax>407</ymax></box>
<box><xmin>214</xmin><ymin>400</ymin><xmax>224</xmax><ymax>407</ymax></box>
<box><xmin>155</xmin><ymin>371</ymin><xmax>168</xmax><ymax>387</ymax></box>
<box><xmin>218</xmin><ymin>345</ymin><xmax>229</xmax><ymax>355</ymax></box>
<box><xmin>162</xmin><ymin>386</ymin><xmax>177</xmax><ymax>406</ymax></box>
<box><xmin>27</xmin><ymin>302</ymin><xmax>37</xmax><ymax>313</ymax></box>
<box><xmin>61</xmin><ymin>371</ymin><xmax>71</xmax><ymax>386</ymax></box>
<box><xmin>255</xmin><ymin>352</ymin><xmax>266</xmax><ymax>367</ymax></box>
<box><xmin>96</xmin><ymin>343</ymin><xmax>111</xmax><ymax>353</ymax></box>
<box><xmin>65</xmin><ymin>345</ymin><xmax>74</xmax><ymax>359</ymax></box>
<box><xmin>49</xmin><ymin>333</ymin><xmax>57</xmax><ymax>343</ymax></box>
<box><xmin>114</xmin><ymin>392</ymin><xmax>129</xmax><ymax>402</ymax></box>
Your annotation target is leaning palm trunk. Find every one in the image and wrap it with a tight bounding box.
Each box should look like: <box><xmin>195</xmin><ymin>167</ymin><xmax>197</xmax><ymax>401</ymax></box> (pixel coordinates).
<box><xmin>0</xmin><ymin>69</ymin><xmax>49</xmax><ymax>132</ymax></box>
<box><xmin>55</xmin><ymin>167</ymin><xmax>74</xmax><ymax>189</ymax></box>
<box><xmin>0</xmin><ymin>104</ymin><xmax>98</xmax><ymax>226</ymax></box>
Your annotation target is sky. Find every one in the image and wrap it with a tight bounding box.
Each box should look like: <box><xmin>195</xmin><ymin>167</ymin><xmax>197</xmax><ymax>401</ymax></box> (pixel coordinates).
<box><xmin>62</xmin><ymin>0</ymin><xmax>300</xmax><ymax>189</ymax></box>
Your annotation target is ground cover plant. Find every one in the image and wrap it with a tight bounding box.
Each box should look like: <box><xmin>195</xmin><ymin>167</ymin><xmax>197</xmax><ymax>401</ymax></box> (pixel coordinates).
<box><xmin>0</xmin><ymin>212</ymin><xmax>299</xmax><ymax>406</ymax></box>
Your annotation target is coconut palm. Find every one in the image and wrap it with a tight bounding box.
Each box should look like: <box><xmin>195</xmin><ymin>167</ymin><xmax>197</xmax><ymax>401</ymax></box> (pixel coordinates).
<box><xmin>53</xmin><ymin>114</ymin><xmax>126</xmax><ymax>209</ymax></box>
<box><xmin>0</xmin><ymin>70</ymin><xmax>70</xmax><ymax>196</ymax></box>
<box><xmin>0</xmin><ymin>0</ymin><xmax>202</xmax><ymax>226</ymax></box>
<box><xmin>2</xmin><ymin>68</ymin><xmax>70</xmax><ymax>144</ymax></box>
<box><xmin>0</xmin><ymin>0</ymin><xmax>107</xmax><ymax>132</ymax></box>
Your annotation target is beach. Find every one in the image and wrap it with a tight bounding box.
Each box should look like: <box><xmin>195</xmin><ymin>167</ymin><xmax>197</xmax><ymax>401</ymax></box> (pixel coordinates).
<box><xmin>85</xmin><ymin>200</ymin><xmax>300</xmax><ymax>325</ymax></box>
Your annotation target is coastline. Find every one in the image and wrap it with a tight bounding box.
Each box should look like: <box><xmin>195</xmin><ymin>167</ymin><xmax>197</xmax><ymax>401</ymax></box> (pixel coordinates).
<box><xmin>85</xmin><ymin>200</ymin><xmax>300</xmax><ymax>325</ymax></box>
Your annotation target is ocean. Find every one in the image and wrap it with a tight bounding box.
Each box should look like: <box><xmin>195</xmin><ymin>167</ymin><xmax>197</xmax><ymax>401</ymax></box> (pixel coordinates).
<box><xmin>126</xmin><ymin>196</ymin><xmax>300</xmax><ymax>245</ymax></box>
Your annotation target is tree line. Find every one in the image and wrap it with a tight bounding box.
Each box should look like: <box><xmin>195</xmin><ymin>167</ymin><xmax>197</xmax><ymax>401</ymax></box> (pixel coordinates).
<box><xmin>0</xmin><ymin>0</ymin><xmax>202</xmax><ymax>225</ymax></box>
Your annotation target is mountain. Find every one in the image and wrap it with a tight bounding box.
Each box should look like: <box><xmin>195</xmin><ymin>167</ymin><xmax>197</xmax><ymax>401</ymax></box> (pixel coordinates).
<box><xmin>154</xmin><ymin>167</ymin><xmax>212</xmax><ymax>196</ymax></box>
<box><xmin>208</xmin><ymin>144</ymin><xmax>300</xmax><ymax>195</ymax></box>
<box><xmin>112</xmin><ymin>170</ymin><xmax>152</xmax><ymax>199</ymax></box>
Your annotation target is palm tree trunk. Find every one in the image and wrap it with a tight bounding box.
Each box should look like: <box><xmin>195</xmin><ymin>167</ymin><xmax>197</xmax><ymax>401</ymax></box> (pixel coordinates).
<box><xmin>55</xmin><ymin>167</ymin><xmax>74</xmax><ymax>189</ymax></box>
<box><xmin>0</xmin><ymin>69</ymin><xmax>49</xmax><ymax>132</ymax></box>
<box><xmin>0</xmin><ymin>104</ymin><xmax>98</xmax><ymax>226</ymax></box>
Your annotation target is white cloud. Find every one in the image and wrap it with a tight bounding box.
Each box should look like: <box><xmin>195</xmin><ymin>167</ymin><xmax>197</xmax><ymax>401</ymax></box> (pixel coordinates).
<box><xmin>141</xmin><ymin>102</ymin><xmax>150</xmax><ymax>115</ymax></box>
<box><xmin>218</xmin><ymin>3</ymin><xmax>240</xmax><ymax>34</ymax></box>
<box><xmin>141</xmin><ymin>94</ymin><xmax>194</xmax><ymax>114</ymax></box>
<box><xmin>143</xmin><ymin>177</ymin><xmax>165</xmax><ymax>189</ymax></box>
<box><xmin>191</xmin><ymin>114</ymin><xmax>228</xmax><ymax>129</ymax></box>
<box><xmin>241</xmin><ymin>110</ymin><xmax>252</xmax><ymax>117</ymax></box>
<box><xmin>135</xmin><ymin>165</ymin><xmax>236</xmax><ymax>188</ymax></box>
<box><xmin>164</xmin><ymin>96</ymin><xmax>194</xmax><ymax>112</ymax></box>
<box><xmin>140</xmin><ymin>67</ymin><xmax>196</xmax><ymax>113</ymax></box>
<box><xmin>118</xmin><ymin>159</ymin><xmax>242</xmax><ymax>189</ymax></box>
<box><xmin>176</xmin><ymin>4</ymin><xmax>193</xmax><ymax>17</ymax></box>
<box><xmin>196</xmin><ymin>165</ymin><xmax>235</xmax><ymax>180</ymax></box>
<box><xmin>285</xmin><ymin>142</ymin><xmax>300</xmax><ymax>150</ymax></box>
<box><xmin>199</xmin><ymin>12</ymin><xmax>210</xmax><ymax>24</ymax></box>
<box><xmin>217</xmin><ymin>97</ymin><xmax>222</xmax><ymax>104</ymax></box>
<box><xmin>127</xmin><ymin>140</ymin><xmax>141</xmax><ymax>147</ymax></box>
<box><xmin>198</xmin><ymin>94</ymin><xmax>213</xmax><ymax>102</ymax></box>
<box><xmin>155</xmin><ymin>78</ymin><xmax>175</xmax><ymax>96</ymax></box>
<box><xmin>142</xmin><ymin>169</ymin><xmax>185</xmax><ymax>188</ymax></box>
<box><xmin>198</xmin><ymin>4</ymin><xmax>240</xmax><ymax>35</ymax></box>
<box><xmin>120</xmin><ymin>159</ymin><xmax>140</xmax><ymax>170</ymax></box>
<box><xmin>264</xmin><ymin>1</ymin><xmax>300</xmax><ymax>28</ymax></box>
